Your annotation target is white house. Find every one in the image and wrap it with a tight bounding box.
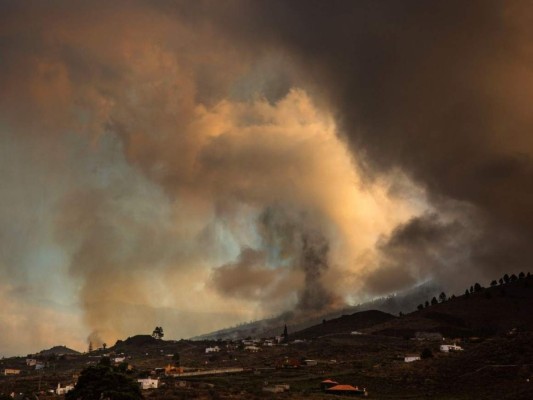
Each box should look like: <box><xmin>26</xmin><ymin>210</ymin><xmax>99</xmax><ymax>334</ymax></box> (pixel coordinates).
<box><xmin>244</xmin><ymin>345</ymin><xmax>261</xmax><ymax>352</ymax></box>
<box><xmin>26</xmin><ymin>359</ymin><xmax>38</xmax><ymax>366</ymax></box>
<box><xmin>56</xmin><ymin>383</ymin><xmax>75</xmax><ymax>395</ymax></box>
<box><xmin>440</xmin><ymin>344</ymin><xmax>463</xmax><ymax>352</ymax></box>
<box><xmin>205</xmin><ymin>346</ymin><xmax>220</xmax><ymax>354</ymax></box>
<box><xmin>3</xmin><ymin>369</ymin><xmax>21</xmax><ymax>376</ymax></box>
<box><xmin>404</xmin><ymin>355</ymin><xmax>421</xmax><ymax>363</ymax></box>
<box><xmin>137</xmin><ymin>378</ymin><xmax>159</xmax><ymax>390</ymax></box>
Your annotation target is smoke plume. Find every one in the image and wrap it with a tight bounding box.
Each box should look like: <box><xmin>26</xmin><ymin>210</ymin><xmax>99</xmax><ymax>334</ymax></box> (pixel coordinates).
<box><xmin>1</xmin><ymin>0</ymin><xmax>531</xmax><ymax>354</ymax></box>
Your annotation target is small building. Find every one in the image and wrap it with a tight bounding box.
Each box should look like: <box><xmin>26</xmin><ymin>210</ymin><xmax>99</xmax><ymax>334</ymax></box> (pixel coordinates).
<box><xmin>26</xmin><ymin>359</ymin><xmax>38</xmax><ymax>367</ymax></box>
<box><xmin>440</xmin><ymin>344</ymin><xmax>463</xmax><ymax>352</ymax></box>
<box><xmin>304</xmin><ymin>359</ymin><xmax>318</xmax><ymax>366</ymax></box>
<box><xmin>244</xmin><ymin>345</ymin><xmax>261</xmax><ymax>352</ymax></box>
<box><xmin>4</xmin><ymin>369</ymin><xmax>21</xmax><ymax>376</ymax></box>
<box><xmin>137</xmin><ymin>378</ymin><xmax>159</xmax><ymax>390</ymax></box>
<box><xmin>114</xmin><ymin>356</ymin><xmax>126</xmax><ymax>363</ymax></box>
<box><xmin>205</xmin><ymin>346</ymin><xmax>220</xmax><ymax>354</ymax></box>
<box><xmin>320</xmin><ymin>379</ymin><xmax>339</xmax><ymax>390</ymax></box>
<box><xmin>326</xmin><ymin>384</ymin><xmax>367</xmax><ymax>396</ymax></box>
<box><xmin>351</xmin><ymin>331</ymin><xmax>363</xmax><ymax>335</ymax></box>
<box><xmin>56</xmin><ymin>383</ymin><xmax>75</xmax><ymax>395</ymax></box>
<box><xmin>263</xmin><ymin>384</ymin><xmax>290</xmax><ymax>393</ymax></box>
<box><xmin>404</xmin><ymin>355</ymin><xmax>421</xmax><ymax>363</ymax></box>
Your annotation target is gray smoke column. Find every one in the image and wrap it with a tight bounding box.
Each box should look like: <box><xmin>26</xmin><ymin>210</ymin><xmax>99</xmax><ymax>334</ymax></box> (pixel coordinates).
<box><xmin>211</xmin><ymin>207</ymin><xmax>343</xmax><ymax>315</ymax></box>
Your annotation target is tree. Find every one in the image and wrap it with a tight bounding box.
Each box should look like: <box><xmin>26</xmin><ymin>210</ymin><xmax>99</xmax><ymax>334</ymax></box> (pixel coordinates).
<box><xmin>173</xmin><ymin>352</ymin><xmax>180</xmax><ymax>367</ymax></box>
<box><xmin>424</xmin><ymin>300</ymin><xmax>430</xmax><ymax>308</ymax></box>
<box><xmin>469</xmin><ymin>286</ymin><xmax>474</xmax><ymax>293</ymax></box>
<box><xmin>152</xmin><ymin>326</ymin><xmax>164</xmax><ymax>340</ymax></box>
<box><xmin>66</xmin><ymin>365</ymin><xmax>143</xmax><ymax>400</ymax></box>
<box><xmin>439</xmin><ymin>292</ymin><xmax>447</xmax><ymax>303</ymax></box>
<box><xmin>431</xmin><ymin>296</ymin><xmax>438</xmax><ymax>305</ymax></box>
<box><xmin>474</xmin><ymin>283</ymin><xmax>482</xmax><ymax>292</ymax></box>
<box><xmin>503</xmin><ymin>274</ymin><xmax>510</xmax><ymax>283</ymax></box>
<box><xmin>417</xmin><ymin>304</ymin><xmax>424</xmax><ymax>311</ymax></box>
<box><xmin>499</xmin><ymin>278</ymin><xmax>503</xmax><ymax>285</ymax></box>
<box><xmin>103</xmin><ymin>343</ymin><xmax>107</xmax><ymax>350</ymax></box>
<box><xmin>519</xmin><ymin>272</ymin><xmax>525</xmax><ymax>279</ymax></box>
<box><xmin>421</xmin><ymin>348</ymin><xmax>433</xmax><ymax>359</ymax></box>
<box><xmin>282</xmin><ymin>324</ymin><xmax>289</xmax><ymax>342</ymax></box>
<box><xmin>510</xmin><ymin>274</ymin><xmax>518</xmax><ymax>282</ymax></box>
<box><xmin>464</xmin><ymin>289</ymin><xmax>470</xmax><ymax>298</ymax></box>
<box><xmin>490</xmin><ymin>280</ymin><xmax>497</xmax><ymax>287</ymax></box>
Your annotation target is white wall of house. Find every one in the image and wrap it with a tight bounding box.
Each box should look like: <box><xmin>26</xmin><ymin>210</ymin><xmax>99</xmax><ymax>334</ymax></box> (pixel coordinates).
<box><xmin>138</xmin><ymin>378</ymin><xmax>159</xmax><ymax>390</ymax></box>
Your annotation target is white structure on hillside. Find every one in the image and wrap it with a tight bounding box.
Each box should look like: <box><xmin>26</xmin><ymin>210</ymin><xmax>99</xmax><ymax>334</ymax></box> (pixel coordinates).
<box><xmin>404</xmin><ymin>355</ymin><xmax>421</xmax><ymax>363</ymax></box>
<box><xmin>138</xmin><ymin>378</ymin><xmax>159</xmax><ymax>390</ymax></box>
<box><xmin>205</xmin><ymin>346</ymin><xmax>220</xmax><ymax>354</ymax></box>
<box><xmin>244</xmin><ymin>345</ymin><xmax>261</xmax><ymax>352</ymax></box>
<box><xmin>56</xmin><ymin>383</ymin><xmax>75</xmax><ymax>395</ymax></box>
<box><xmin>440</xmin><ymin>344</ymin><xmax>464</xmax><ymax>352</ymax></box>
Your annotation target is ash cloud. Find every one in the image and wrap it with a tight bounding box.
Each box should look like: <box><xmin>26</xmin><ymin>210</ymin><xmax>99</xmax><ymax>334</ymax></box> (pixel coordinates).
<box><xmin>216</xmin><ymin>0</ymin><xmax>533</xmax><ymax>291</ymax></box>
<box><xmin>1</xmin><ymin>0</ymin><xmax>531</xmax><ymax>354</ymax></box>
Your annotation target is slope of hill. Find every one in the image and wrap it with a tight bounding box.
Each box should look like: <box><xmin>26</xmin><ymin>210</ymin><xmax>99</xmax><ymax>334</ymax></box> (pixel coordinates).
<box><xmin>366</xmin><ymin>275</ymin><xmax>533</xmax><ymax>338</ymax></box>
<box><xmin>37</xmin><ymin>345</ymin><xmax>81</xmax><ymax>356</ymax></box>
<box><xmin>291</xmin><ymin>310</ymin><xmax>396</xmax><ymax>339</ymax></box>
<box><xmin>193</xmin><ymin>280</ymin><xmax>442</xmax><ymax>340</ymax></box>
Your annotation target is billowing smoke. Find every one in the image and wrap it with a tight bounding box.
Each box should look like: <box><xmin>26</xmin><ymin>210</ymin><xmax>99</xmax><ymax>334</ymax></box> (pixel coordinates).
<box><xmin>1</xmin><ymin>1</ymin><xmax>531</xmax><ymax>355</ymax></box>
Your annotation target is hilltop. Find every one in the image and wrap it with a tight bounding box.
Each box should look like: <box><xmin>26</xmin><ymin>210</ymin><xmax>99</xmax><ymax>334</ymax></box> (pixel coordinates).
<box><xmin>291</xmin><ymin>310</ymin><xmax>396</xmax><ymax>340</ymax></box>
<box><xmin>36</xmin><ymin>346</ymin><xmax>81</xmax><ymax>357</ymax></box>
<box><xmin>194</xmin><ymin>280</ymin><xmax>442</xmax><ymax>340</ymax></box>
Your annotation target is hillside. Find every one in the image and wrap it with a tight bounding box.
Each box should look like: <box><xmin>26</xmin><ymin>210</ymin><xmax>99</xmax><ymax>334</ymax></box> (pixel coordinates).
<box><xmin>193</xmin><ymin>280</ymin><xmax>442</xmax><ymax>340</ymax></box>
<box><xmin>291</xmin><ymin>310</ymin><xmax>396</xmax><ymax>339</ymax></box>
<box><xmin>36</xmin><ymin>346</ymin><xmax>81</xmax><ymax>356</ymax></box>
<box><xmin>366</xmin><ymin>274</ymin><xmax>533</xmax><ymax>338</ymax></box>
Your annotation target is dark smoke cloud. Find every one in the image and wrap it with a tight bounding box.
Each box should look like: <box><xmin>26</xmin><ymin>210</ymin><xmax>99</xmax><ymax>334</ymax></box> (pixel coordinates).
<box><xmin>2</xmin><ymin>0</ymin><xmax>532</xmax><ymax>354</ymax></box>
<box><xmin>207</xmin><ymin>0</ymin><xmax>533</xmax><ymax>292</ymax></box>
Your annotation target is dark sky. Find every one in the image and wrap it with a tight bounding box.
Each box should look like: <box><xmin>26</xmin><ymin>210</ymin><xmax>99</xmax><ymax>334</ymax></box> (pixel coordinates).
<box><xmin>0</xmin><ymin>0</ymin><xmax>531</xmax><ymax>355</ymax></box>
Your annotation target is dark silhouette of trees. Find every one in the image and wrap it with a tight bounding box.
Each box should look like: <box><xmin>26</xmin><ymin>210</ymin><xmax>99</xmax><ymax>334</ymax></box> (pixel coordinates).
<box><xmin>102</xmin><ymin>343</ymin><xmax>107</xmax><ymax>350</ymax></box>
<box><xmin>431</xmin><ymin>296</ymin><xmax>438</xmax><ymax>305</ymax></box>
<box><xmin>490</xmin><ymin>280</ymin><xmax>497</xmax><ymax>287</ymax></box>
<box><xmin>439</xmin><ymin>292</ymin><xmax>447</xmax><ymax>303</ymax></box>
<box><xmin>499</xmin><ymin>278</ymin><xmax>504</xmax><ymax>285</ymax></box>
<box><xmin>417</xmin><ymin>304</ymin><xmax>424</xmax><ymax>311</ymax></box>
<box><xmin>474</xmin><ymin>283</ymin><xmax>482</xmax><ymax>292</ymax></box>
<box><xmin>421</xmin><ymin>348</ymin><xmax>433</xmax><ymax>359</ymax></box>
<box><xmin>66</xmin><ymin>365</ymin><xmax>142</xmax><ymax>400</ymax></box>
<box><xmin>510</xmin><ymin>274</ymin><xmax>518</xmax><ymax>282</ymax></box>
<box><xmin>469</xmin><ymin>286</ymin><xmax>474</xmax><ymax>293</ymax></box>
<box><xmin>464</xmin><ymin>289</ymin><xmax>470</xmax><ymax>298</ymax></box>
<box><xmin>424</xmin><ymin>300</ymin><xmax>430</xmax><ymax>308</ymax></box>
<box><xmin>282</xmin><ymin>324</ymin><xmax>288</xmax><ymax>342</ymax></box>
<box><xmin>152</xmin><ymin>326</ymin><xmax>164</xmax><ymax>340</ymax></box>
<box><xmin>519</xmin><ymin>272</ymin><xmax>525</xmax><ymax>279</ymax></box>
<box><xmin>503</xmin><ymin>274</ymin><xmax>510</xmax><ymax>283</ymax></box>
